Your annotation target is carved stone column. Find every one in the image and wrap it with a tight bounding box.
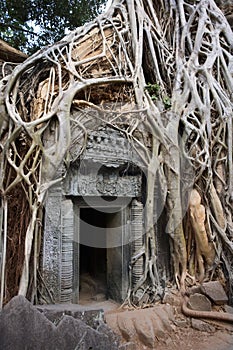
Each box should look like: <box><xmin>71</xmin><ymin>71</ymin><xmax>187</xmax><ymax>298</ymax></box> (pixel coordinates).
<box><xmin>42</xmin><ymin>183</ymin><xmax>62</xmax><ymax>302</ymax></box>
<box><xmin>60</xmin><ymin>199</ymin><xmax>74</xmax><ymax>303</ymax></box>
<box><xmin>131</xmin><ymin>199</ymin><xmax>144</xmax><ymax>288</ymax></box>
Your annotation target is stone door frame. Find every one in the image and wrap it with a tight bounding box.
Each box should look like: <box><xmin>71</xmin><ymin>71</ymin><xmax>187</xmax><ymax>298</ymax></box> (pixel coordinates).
<box><xmin>72</xmin><ymin>197</ymin><xmax>131</xmax><ymax>303</ymax></box>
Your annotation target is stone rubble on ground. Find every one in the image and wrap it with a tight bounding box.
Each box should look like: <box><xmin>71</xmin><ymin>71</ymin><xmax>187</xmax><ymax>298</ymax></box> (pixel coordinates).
<box><xmin>1</xmin><ymin>288</ymin><xmax>233</xmax><ymax>350</ymax></box>
<box><xmin>106</xmin><ymin>304</ymin><xmax>175</xmax><ymax>349</ymax></box>
<box><xmin>201</xmin><ymin>281</ymin><xmax>228</xmax><ymax>305</ymax></box>
<box><xmin>187</xmin><ymin>293</ymin><xmax>212</xmax><ymax>311</ymax></box>
<box><xmin>191</xmin><ymin>318</ymin><xmax>216</xmax><ymax>333</ymax></box>
<box><xmin>118</xmin><ymin>342</ymin><xmax>137</xmax><ymax>350</ymax></box>
<box><xmin>0</xmin><ymin>296</ymin><xmax>119</xmax><ymax>350</ymax></box>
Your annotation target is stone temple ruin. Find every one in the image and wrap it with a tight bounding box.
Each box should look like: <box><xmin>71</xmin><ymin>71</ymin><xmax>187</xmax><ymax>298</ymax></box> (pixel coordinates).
<box><xmin>1</xmin><ymin>0</ymin><xmax>233</xmax><ymax>313</ymax></box>
<box><xmin>0</xmin><ymin>30</ymin><xmax>171</xmax><ymax>306</ymax></box>
<box><xmin>41</xmin><ymin>124</ymin><xmax>167</xmax><ymax>304</ymax></box>
<box><xmin>42</xmin><ymin>126</ymin><xmax>140</xmax><ymax>303</ymax></box>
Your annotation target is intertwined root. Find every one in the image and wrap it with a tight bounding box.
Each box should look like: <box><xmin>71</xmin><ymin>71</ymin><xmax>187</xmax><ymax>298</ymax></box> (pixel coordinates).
<box><xmin>0</xmin><ymin>0</ymin><xmax>233</xmax><ymax>305</ymax></box>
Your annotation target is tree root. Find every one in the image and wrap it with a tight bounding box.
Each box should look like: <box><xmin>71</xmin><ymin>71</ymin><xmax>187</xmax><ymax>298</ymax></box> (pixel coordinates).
<box><xmin>182</xmin><ymin>296</ymin><xmax>233</xmax><ymax>323</ymax></box>
<box><xmin>0</xmin><ymin>0</ymin><xmax>233</xmax><ymax>304</ymax></box>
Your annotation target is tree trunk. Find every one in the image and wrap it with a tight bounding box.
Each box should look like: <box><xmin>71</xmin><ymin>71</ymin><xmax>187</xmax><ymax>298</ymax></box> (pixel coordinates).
<box><xmin>0</xmin><ymin>0</ymin><xmax>233</xmax><ymax>305</ymax></box>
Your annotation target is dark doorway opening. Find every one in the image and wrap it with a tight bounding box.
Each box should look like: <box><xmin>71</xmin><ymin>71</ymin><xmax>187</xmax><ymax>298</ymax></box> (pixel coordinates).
<box><xmin>79</xmin><ymin>207</ymin><xmax>115</xmax><ymax>303</ymax></box>
<box><xmin>72</xmin><ymin>201</ymin><xmax>129</xmax><ymax>304</ymax></box>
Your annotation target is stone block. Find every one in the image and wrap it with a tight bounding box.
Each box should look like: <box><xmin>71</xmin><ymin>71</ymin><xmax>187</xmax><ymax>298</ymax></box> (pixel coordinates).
<box><xmin>117</xmin><ymin>312</ymin><xmax>137</xmax><ymax>341</ymax></box>
<box><xmin>97</xmin><ymin>321</ymin><xmax>120</xmax><ymax>348</ymax></box>
<box><xmin>187</xmin><ymin>293</ymin><xmax>212</xmax><ymax>311</ymax></box>
<box><xmin>163</xmin><ymin>291</ymin><xmax>182</xmax><ymax>307</ymax></box>
<box><xmin>151</xmin><ymin>313</ymin><xmax>167</xmax><ymax>339</ymax></box>
<box><xmin>153</xmin><ymin>304</ymin><xmax>174</xmax><ymax>331</ymax></box>
<box><xmin>201</xmin><ymin>281</ymin><xmax>228</xmax><ymax>305</ymax></box>
<box><xmin>174</xmin><ymin>319</ymin><xmax>188</xmax><ymax>328</ymax></box>
<box><xmin>0</xmin><ymin>296</ymin><xmax>119</xmax><ymax>350</ymax></box>
<box><xmin>37</xmin><ymin>305</ymin><xmax>105</xmax><ymax>328</ymax></box>
<box><xmin>0</xmin><ymin>295</ymin><xmax>56</xmax><ymax>350</ymax></box>
<box><xmin>55</xmin><ymin>315</ymin><xmax>118</xmax><ymax>350</ymax></box>
<box><xmin>134</xmin><ymin>316</ymin><xmax>155</xmax><ymax>348</ymax></box>
<box><xmin>119</xmin><ymin>342</ymin><xmax>137</xmax><ymax>350</ymax></box>
<box><xmin>224</xmin><ymin>305</ymin><xmax>233</xmax><ymax>314</ymax></box>
<box><xmin>191</xmin><ymin>318</ymin><xmax>215</xmax><ymax>333</ymax></box>
<box><xmin>187</xmin><ymin>285</ymin><xmax>202</xmax><ymax>296</ymax></box>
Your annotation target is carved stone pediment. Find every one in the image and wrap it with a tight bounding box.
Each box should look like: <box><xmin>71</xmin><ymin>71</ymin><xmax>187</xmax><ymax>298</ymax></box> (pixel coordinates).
<box><xmin>80</xmin><ymin>127</ymin><xmax>141</xmax><ymax>167</ymax></box>
<box><xmin>64</xmin><ymin>126</ymin><xmax>143</xmax><ymax>197</ymax></box>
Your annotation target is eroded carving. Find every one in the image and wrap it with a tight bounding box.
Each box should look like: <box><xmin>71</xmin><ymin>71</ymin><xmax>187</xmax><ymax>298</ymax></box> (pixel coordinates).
<box><xmin>64</xmin><ymin>170</ymin><xmax>141</xmax><ymax>197</ymax></box>
<box><xmin>79</xmin><ymin>127</ymin><xmax>142</xmax><ymax>167</ymax></box>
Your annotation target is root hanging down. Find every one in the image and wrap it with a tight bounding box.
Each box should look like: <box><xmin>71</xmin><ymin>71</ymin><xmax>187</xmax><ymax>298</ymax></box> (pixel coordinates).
<box><xmin>0</xmin><ymin>0</ymin><xmax>233</xmax><ymax>305</ymax></box>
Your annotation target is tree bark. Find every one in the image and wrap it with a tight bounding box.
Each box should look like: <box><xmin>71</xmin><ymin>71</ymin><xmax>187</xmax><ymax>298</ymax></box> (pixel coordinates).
<box><xmin>0</xmin><ymin>0</ymin><xmax>233</xmax><ymax>305</ymax></box>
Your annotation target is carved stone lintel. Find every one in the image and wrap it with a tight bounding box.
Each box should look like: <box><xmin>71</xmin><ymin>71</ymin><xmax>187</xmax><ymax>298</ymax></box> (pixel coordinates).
<box><xmin>64</xmin><ymin>171</ymin><xmax>141</xmax><ymax>197</ymax></box>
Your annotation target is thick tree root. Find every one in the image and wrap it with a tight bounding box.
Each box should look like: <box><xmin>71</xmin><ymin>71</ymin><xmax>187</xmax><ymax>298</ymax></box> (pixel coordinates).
<box><xmin>0</xmin><ymin>0</ymin><xmax>233</xmax><ymax>304</ymax></box>
<box><xmin>182</xmin><ymin>296</ymin><xmax>233</xmax><ymax>323</ymax></box>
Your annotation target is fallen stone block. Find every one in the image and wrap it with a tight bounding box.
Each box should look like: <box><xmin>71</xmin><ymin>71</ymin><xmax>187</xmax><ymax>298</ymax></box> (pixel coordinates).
<box><xmin>0</xmin><ymin>296</ymin><xmax>119</xmax><ymax>350</ymax></box>
<box><xmin>151</xmin><ymin>313</ymin><xmax>167</xmax><ymax>339</ymax></box>
<box><xmin>55</xmin><ymin>315</ymin><xmax>117</xmax><ymax>350</ymax></box>
<box><xmin>201</xmin><ymin>281</ymin><xmax>228</xmax><ymax>305</ymax></box>
<box><xmin>119</xmin><ymin>342</ymin><xmax>137</xmax><ymax>350</ymax></box>
<box><xmin>117</xmin><ymin>312</ymin><xmax>137</xmax><ymax>342</ymax></box>
<box><xmin>163</xmin><ymin>290</ymin><xmax>182</xmax><ymax>307</ymax></box>
<box><xmin>134</xmin><ymin>315</ymin><xmax>156</xmax><ymax>348</ymax></box>
<box><xmin>191</xmin><ymin>318</ymin><xmax>215</xmax><ymax>333</ymax></box>
<box><xmin>153</xmin><ymin>304</ymin><xmax>174</xmax><ymax>331</ymax></box>
<box><xmin>174</xmin><ymin>319</ymin><xmax>188</xmax><ymax>328</ymax></box>
<box><xmin>0</xmin><ymin>295</ymin><xmax>56</xmax><ymax>350</ymax></box>
<box><xmin>224</xmin><ymin>305</ymin><xmax>233</xmax><ymax>314</ymax></box>
<box><xmin>187</xmin><ymin>293</ymin><xmax>212</xmax><ymax>311</ymax></box>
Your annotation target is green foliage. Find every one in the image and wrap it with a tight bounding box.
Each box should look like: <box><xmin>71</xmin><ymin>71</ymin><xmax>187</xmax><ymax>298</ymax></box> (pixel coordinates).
<box><xmin>0</xmin><ymin>0</ymin><xmax>107</xmax><ymax>54</ymax></box>
<box><xmin>163</xmin><ymin>96</ymin><xmax>171</xmax><ymax>109</ymax></box>
<box><xmin>145</xmin><ymin>82</ymin><xmax>160</xmax><ymax>100</ymax></box>
<box><xmin>145</xmin><ymin>83</ymin><xmax>171</xmax><ymax>108</ymax></box>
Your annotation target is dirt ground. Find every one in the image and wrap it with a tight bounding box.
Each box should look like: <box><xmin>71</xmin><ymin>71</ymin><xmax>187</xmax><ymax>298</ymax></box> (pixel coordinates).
<box><xmin>37</xmin><ymin>293</ymin><xmax>233</xmax><ymax>349</ymax></box>
<box><xmin>104</xmin><ymin>302</ymin><xmax>233</xmax><ymax>350</ymax></box>
<box><xmin>151</xmin><ymin>324</ymin><xmax>233</xmax><ymax>350</ymax></box>
<box><xmin>40</xmin><ymin>272</ymin><xmax>233</xmax><ymax>350</ymax></box>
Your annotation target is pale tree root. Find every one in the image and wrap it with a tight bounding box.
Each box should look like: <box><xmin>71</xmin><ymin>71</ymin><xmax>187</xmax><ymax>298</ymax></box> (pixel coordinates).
<box><xmin>0</xmin><ymin>0</ymin><xmax>233</xmax><ymax>304</ymax></box>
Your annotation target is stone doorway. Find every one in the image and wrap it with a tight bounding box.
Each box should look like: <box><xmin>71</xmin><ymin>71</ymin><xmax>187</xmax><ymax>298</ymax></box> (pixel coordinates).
<box><xmin>79</xmin><ymin>207</ymin><xmax>108</xmax><ymax>303</ymax></box>
<box><xmin>73</xmin><ymin>201</ymin><xmax>130</xmax><ymax>304</ymax></box>
<box><xmin>41</xmin><ymin>127</ymin><xmax>144</xmax><ymax>304</ymax></box>
<box><xmin>41</xmin><ymin>193</ymin><xmax>144</xmax><ymax>304</ymax></box>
